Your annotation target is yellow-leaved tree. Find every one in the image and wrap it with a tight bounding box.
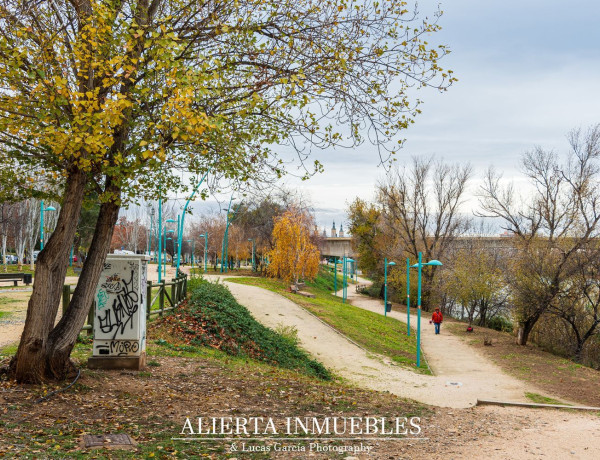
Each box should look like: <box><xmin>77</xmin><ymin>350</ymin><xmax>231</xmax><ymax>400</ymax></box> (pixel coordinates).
<box><xmin>0</xmin><ymin>0</ymin><xmax>455</xmax><ymax>382</ymax></box>
<box><xmin>268</xmin><ymin>210</ymin><xmax>320</xmax><ymax>284</ymax></box>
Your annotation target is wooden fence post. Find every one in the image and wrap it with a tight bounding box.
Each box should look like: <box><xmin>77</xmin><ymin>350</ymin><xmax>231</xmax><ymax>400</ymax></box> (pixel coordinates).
<box><xmin>171</xmin><ymin>278</ymin><xmax>176</xmax><ymax>308</ymax></box>
<box><xmin>146</xmin><ymin>281</ymin><xmax>152</xmax><ymax>319</ymax></box>
<box><xmin>159</xmin><ymin>280</ymin><xmax>165</xmax><ymax>316</ymax></box>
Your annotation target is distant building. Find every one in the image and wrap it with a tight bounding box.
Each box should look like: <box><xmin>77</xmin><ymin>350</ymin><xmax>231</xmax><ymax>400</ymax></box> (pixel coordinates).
<box><xmin>331</xmin><ymin>221</ymin><xmax>337</xmax><ymax>238</ymax></box>
<box><xmin>339</xmin><ymin>224</ymin><xmax>344</xmax><ymax>237</ymax></box>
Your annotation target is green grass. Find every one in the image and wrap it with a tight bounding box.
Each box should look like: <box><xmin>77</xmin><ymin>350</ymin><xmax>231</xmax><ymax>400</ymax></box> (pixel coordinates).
<box><xmin>228</xmin><ymin>269</ymin><xmax>430</xmax><ymax>374</ymax></box>
<box><xmin>525</xmin><ymin>392</ymin><xmax>568</xmax><ymax>405</ymax></box>
<box><xmin>0</xmin><ymin>342</ymin><xmax>18</xmax><ymax>356</ymax></box>
<box><xmin>0</xmin><ymin>311</ymin><xmax>9</xmax><ymax>319</ymax></box>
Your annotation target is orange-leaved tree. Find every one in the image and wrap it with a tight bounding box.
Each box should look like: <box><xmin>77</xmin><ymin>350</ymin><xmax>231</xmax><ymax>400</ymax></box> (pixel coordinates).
<box><xmin>268</xmin><ymin>210</ymin><xmax>319</xmax><ymax>284</ymax></box>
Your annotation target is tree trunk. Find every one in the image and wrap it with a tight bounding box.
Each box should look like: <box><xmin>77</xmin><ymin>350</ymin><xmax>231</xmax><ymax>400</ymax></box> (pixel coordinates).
<box><xmin>46</xmin><ymin>196</ymin><xmax>121</xmax><ymax>378</ymax></box>
<box><xmin>11</xmin><ymin>170</ymin><xmax>87</xmax><ymax>383</ymax></box>
<box><xmin>516</xmin><ymin>320</ymin><xmax>534</xmax><ymax>346</ymax></box>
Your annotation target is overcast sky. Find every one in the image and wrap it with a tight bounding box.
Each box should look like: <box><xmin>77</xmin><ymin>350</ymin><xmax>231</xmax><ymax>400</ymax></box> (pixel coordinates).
<box><xmin>280</xmin><ymin>0</ymin><xmax>600</xmax><ymax>231</ymax></box>
<box><xmin>159</xmin><ymin>1</ymin><xmax>600</xmax><ymax>233</ymax></box>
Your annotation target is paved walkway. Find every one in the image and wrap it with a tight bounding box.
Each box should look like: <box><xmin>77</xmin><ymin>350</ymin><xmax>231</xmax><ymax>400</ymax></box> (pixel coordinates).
<box><xmin>216</xmin><ymin>276</ymin><xmax>554</xmax><ymax>409</ymax></box>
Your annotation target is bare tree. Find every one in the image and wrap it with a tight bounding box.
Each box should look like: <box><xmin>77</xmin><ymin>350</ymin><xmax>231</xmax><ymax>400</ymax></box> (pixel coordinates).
<box><xmin>377</xmin><ymin>156</ymin><xmax>472</xmax><ymax>310</ymax></box>
<box><xmin>550</xmin><ymin>254</ymin><xmax>600</xmax><ymax>362</ymax></box>
<box><xmin>478</xmin><ymin>125</ymin><xmax>600</xmax><ymax>345</ymax></box>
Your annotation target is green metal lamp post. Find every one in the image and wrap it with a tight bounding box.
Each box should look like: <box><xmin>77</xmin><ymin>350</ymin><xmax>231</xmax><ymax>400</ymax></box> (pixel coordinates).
<box><xmin>342</xmin><ymin>257</ymin><xmax>355</xmax><ymax>303</ymax></box>
<box><xmin>175</xmin><ymin>215</ymin><xmax>180</xmax><ymax>266</ymax></box>
<box><xmin>158</xmin><ymin>197</ymin><xmax>163</xmax><ymax>283</ymax></box>
<box><xmin>342</xmin><ymin>256</ymin><xmax>346</xmax><ymax>302</ymax></box>
<box><xmin>40</xmin><ymin>201</ymin><xmax>56</xmax><ymax>250</ymax></box>
<box><xmin>173</xmin><ymin>170</ymin><xmax>209</xmax><ymax>277</ymax></box>
<box><xmin>409</xmin><ymin>254</ymin><xmax>443</xmax><ymax>367</ymax></box>
<box><xmin>384</xmin><ymin>259</ymin><xmax>396</xmax><ymax>317</ymax></box>
<box><xmin>248</xmin><ymin>238</ymin><xmax>255</xmax><ymax>271</ymax></box>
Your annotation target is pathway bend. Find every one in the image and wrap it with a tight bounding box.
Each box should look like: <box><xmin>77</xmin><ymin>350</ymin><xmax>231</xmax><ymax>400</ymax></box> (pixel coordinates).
<box><xmin>216</xmin><ymin>275</ymin><xmax>556</xmax><ymax>409</ymax></box>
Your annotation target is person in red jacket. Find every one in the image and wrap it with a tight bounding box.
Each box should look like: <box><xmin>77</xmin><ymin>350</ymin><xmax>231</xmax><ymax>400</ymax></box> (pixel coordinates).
<box><xmin>432</xmin><ymin>308</ymin><xmax>443</xmax><ymax>334</ymax></box>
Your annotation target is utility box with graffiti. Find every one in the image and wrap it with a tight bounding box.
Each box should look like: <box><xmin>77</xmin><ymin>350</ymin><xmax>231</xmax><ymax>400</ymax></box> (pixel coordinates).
<box><xmin>88</xmin><ymin>254</ymin><xmax>150</xmax><ymax>370</ymax></box>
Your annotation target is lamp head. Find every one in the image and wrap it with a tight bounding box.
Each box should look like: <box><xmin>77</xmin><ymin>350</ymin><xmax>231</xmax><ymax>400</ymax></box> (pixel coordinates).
<box><xmin>346</xmin><ymin>258</ymin><xmax>355</xmax><ymax>262</ymax></box>
<box><xmin>388</xmin><ymin>261</ymin><xmax>396</xmax><ymax>266</ymax></box>
<box><xmin>425</xmin><ymin>260</ymin><xmax>443</xmax><ymax>266</ymax></box>
<box><xmin>45</xmin><ymin>206</ymin><xmax>56</xmax><ymax>212</ymax></box>
<box><xmin>410</xmin><ymin>260</ymin><xmax>443</xmax><ymax>268</ymax></box>
<box><xmin>167</xmin><ymin>229</ymin><xmax>174</xmax><ymax>233</ymax></box>
<box><xmin>166</xmin><ymin>219</ymin><xmax>176</xmax><ymax>223</ymax></box>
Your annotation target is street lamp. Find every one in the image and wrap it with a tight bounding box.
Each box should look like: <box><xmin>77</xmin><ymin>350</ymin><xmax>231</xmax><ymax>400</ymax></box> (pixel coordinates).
<box><xmin>40</xmin><ymin>201</ymin><xmax>56</xmax><ymax>250</ymax></box>
<box><xmin>384</xmin><ymin>259</ymin><xmax>396</xmax><ymax>317</ymax></box>
<box><xmin>342</xmin><ymin>257</ymin><xmax>355</xmax><ymax>303</ymax></box>
<box><xmin>409</xmin><ymin>254</ymin><xmax>443</xmax><ymax>368</ymax></box>
<box><xmin>248</xmin><ymin>238</ymin><xmax>255</xmax><ymax>271</ymax></box>
<box><xmin>175</xmin><ymin>169</ymin><xmax>210</xmax><ymax>278</ymax></box>
<box><xmin>158</xmin><ymin>196</ymin><xmax>163</xmax><ymax>283</ymax></box>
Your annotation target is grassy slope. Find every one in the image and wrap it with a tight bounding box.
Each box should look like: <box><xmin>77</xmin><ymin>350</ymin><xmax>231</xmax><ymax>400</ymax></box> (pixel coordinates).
<box><xmin>152</xmin><ymin>278</ymin><xmax>331</xmax><ymax>380</ymax></box>
<box><xmin>228</xmin><ymin>269</ymin><xmax>429</xmax><ymax>373</ymax></box>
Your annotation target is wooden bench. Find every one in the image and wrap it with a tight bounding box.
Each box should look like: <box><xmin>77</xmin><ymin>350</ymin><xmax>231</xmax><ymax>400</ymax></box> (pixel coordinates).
<box><xmin>0</xmin><ymin>273</ymin><xmax>31</xmax><ymax>286</ymax></box>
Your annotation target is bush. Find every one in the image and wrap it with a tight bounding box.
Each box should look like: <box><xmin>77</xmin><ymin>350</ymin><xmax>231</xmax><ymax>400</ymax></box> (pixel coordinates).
<box><xmin>487</xmin><ymin>316</ymin><xmax>513</xmax><ymax>333</ymax></box>
<box><xmin>173</xmin><ymin>277</ymin><xmax>331</xmax><ymax>380</ymax></box>
<box><xmin>365</xmin><ymin>281</ymin><xmax>383</xmax><ymax>299</ymax></box>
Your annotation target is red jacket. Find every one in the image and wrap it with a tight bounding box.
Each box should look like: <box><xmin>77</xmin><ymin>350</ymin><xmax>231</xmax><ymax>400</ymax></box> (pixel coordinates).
<box><xmin>432</xmin><ymin>311</ymin><xmax>443</xmax><ymax>323</ymax></box>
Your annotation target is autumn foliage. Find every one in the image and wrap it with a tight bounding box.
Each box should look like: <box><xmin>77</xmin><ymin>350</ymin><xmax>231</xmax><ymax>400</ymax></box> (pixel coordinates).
<box><xmin>267</xmin><ymin>210</ymin><xmax>320</xmax><ymax>284</ymax></box>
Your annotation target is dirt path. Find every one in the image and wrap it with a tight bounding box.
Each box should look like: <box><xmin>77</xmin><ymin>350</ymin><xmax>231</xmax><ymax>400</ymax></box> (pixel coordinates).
<box><xmin>425</xmin><ymin>405</ymin><xmax>600</xmax><ymax>460</ymax></box>
<box><xmin>220</xmin><ymin>279</ymin><xmax>542</xmax><ymax>408</ymax></box>
<box><xmin>343</xmin><ymin>278</ymin><xmax>569</xmax><ymax>405</ymax></box>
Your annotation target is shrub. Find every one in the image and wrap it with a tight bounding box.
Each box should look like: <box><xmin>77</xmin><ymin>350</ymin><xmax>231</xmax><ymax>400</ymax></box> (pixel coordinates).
<box><xmin>487</xmin><ymin>316</ymin><xmax>513</xmax><ymax>333</ymax></box>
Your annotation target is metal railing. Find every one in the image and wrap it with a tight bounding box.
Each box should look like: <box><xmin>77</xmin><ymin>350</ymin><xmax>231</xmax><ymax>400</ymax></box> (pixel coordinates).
<box><xmin>62</xmin><ymin>274</ymin><xmax>188</xmax><ymax>335</ymax></box>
